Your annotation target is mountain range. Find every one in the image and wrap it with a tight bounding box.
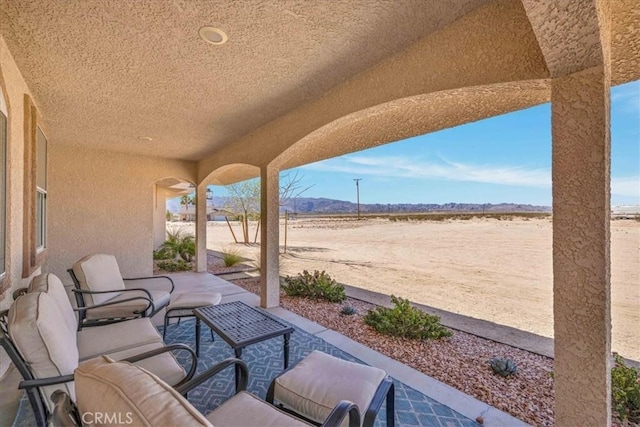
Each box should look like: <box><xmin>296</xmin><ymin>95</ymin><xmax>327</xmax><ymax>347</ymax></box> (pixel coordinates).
<box><xmin>279</xmin><ymin>197</ymin><xmax>551</xmax><ymax>214</ymax></box>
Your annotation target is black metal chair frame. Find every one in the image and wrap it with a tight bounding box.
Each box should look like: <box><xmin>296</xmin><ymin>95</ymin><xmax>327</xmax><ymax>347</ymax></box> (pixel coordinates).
<box><xmin>50</xmin><ymin>357</ymin><xmax>361</xmax><ymax>427</ymax></box>
<box><xmin>67</xmin><ymin>268</ymin><xmax>174</xmax><ymax>329</ymax></box>
<box><xmin>163</xmin><ymin>308</ymin><xmax>215</xmax><ymax>357</ymax></box>
<box><xmin>0</xmin><ymin>307</ymin><xmax>197</xmax><ymax>427</ymax></box>
<box><xmin>266</xmin><ymin>365</ymin><xmax>395</xmax><ymax>427</ymax></box>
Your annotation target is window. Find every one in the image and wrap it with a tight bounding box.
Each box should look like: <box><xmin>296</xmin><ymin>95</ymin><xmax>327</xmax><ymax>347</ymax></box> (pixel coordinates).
<box><xmin>36</xmin><ymin>127</ymin><xmax>47</xmax><ymax>251</ymax></box>
<box><xmin>0</xmin><ymin>87</ymin><xmax>6</xmax><ymax>277</ymax></box>
<box><xmin>22</xmin><ymin>94</ymin><xmax>47</xmax><ymax>277</ymax></box>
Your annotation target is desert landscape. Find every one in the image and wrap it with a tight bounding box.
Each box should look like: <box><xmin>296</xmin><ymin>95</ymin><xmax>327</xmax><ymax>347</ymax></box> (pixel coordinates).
<box><xmin>179</xmin><ymin>215</ymin><xmax>638</xmax><ymax>361</ymax></box>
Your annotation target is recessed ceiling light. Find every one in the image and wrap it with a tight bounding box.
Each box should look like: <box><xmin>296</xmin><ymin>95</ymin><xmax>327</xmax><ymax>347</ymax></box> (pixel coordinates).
<box><xmin>199</xmin><ymin>26</ymin><xmax>228</xmax><ymax>45</ymax></box>
<box><xmin>138</xmin><ymin>136</ymin><xmax>153</xmax><ymax>141</ymax></box>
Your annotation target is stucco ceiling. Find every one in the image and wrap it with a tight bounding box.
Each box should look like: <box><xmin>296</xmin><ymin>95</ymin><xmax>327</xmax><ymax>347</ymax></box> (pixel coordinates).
<box><xmin>0</xmin><ymin>0</ymin><xmax>637</xmax><ymax>166</ymax></box>
<box><xmin>0</xmin><ymin>0</ymin><xmax>487</xmax><ymax>160</ymax></box>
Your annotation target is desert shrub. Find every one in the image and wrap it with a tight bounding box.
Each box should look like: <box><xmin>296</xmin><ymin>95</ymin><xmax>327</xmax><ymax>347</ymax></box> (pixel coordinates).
<box><xmin>157</xmin><ymin>259</ymin><xmax>191</xmax><ymax>272</ymax></box>
<box><xmin>153</xmin><ymin>246</ymin><xmax>174</xmax><ymax>260</ymax></box>
<box><xmin>340</xmin><ymin>305</ymin><xmax>357</xmax><ymax>316</ymax></box>
<box><xmin>489</xmin><ymin>357</ymin><xmax>518</xmax><ymax>377</ymax></box>
<box><xmin>283</xmin><ymin>270</ymin><xmax>345</xmax><ymax>303</ymax></box>
<box><xmin>612</xmin><ymin>353</ymin><xmax>640</xmax><ymax>423</ymax></box>
<box><xmin>364</xmin><ymin>295</ymin><xmax>452</xmax><ymax>340</ymax></box>
<box><xmin>221</xmin><ymin>248</ymin><xmax>243</xmax><ymax>267</ymax></box>
<box><xmin>161</xmin><ymin>228</ymin><xmax>195</xmax><ymax>262</ymax></box>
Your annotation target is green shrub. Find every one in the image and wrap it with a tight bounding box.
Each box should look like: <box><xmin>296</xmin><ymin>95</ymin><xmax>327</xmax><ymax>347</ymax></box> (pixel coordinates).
<box><xmin>161</xmin><ymin>228</ymin><xmax>195</xmax><ymax>262</ymax></box>
<box><xmin>612</xmin><ymin>353</ymin><xmax>640</xmax><ymax>423</ymax></box>
<box><xmin>283</xmin><ymin>270</ymin><xmax>345</xmax><ymax>303</ymax></box>
<box><xmin>364</xmin><ymin>295</ymin><xmax>452</xmax><ymax>340</ymax></box>
<box><xmin>153</xmin><ymin>247</ymin><xmax>175</xmax><ymax>260</ymax></box>
<box><xmin>157</xmin><ymin>259</ymin><xmax>192</xmax><ymax>272</ymax></box>
<box><xmin>221</xmin><ymin>248</ymin><xmax>243</xmax><ymax>267</ymax></box>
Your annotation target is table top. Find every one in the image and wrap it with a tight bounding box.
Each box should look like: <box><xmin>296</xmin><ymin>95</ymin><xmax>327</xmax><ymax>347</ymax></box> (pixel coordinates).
<box><xmin>194</xmin><ymin>301</ymin><xmax>294</xmax><ymax>349</ymax></box>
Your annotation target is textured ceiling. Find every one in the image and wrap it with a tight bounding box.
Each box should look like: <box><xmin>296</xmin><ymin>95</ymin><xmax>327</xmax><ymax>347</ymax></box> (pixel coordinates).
<box><xmin>0</xmin><ymin>0</ymin><xmax>486</xmax><ymax>160</ymax></box>
<box><xmin>0</xmin><ymin>0</ymin><xmax>637</xmax><ymax>166</ymax></box>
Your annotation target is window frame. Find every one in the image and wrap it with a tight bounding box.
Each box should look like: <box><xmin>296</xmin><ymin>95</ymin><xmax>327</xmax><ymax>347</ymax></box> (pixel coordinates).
<box><xmin>0</xmin><ymin>85</ymin><xmax>7</xmax><ymax>282</ymax></box>
<box><xmin>22</xmin><ymin>95</ymin><xmax>47</xmax><ymax>277</ymax></box>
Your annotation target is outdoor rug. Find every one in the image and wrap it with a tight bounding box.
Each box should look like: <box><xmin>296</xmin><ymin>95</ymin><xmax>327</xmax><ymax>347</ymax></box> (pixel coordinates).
<box><xmin>13</xmin><ymin>317</ymin><xmax>479</xmax><ymax>427</ymax></box>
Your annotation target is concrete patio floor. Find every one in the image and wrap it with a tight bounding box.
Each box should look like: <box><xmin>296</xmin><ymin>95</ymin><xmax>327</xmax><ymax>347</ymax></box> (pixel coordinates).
<box><xmin>169</xmin><ymin>272</ymin><xmax>527</xmax><ymax>427</ymax></box>
<box><xmin>0</xmin><ymin>272</ymin><xmax>527</xmax><ymax>426</ymax></box>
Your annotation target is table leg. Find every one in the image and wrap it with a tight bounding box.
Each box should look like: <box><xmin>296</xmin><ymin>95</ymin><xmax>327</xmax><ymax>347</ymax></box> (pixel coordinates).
<box><xmin>234</xmin><ymin>347</ymin><xmax>243</xmax><ymax>392</ymax></box>
<box><xmin>195</xmin><ymin>317</ymin><xmax>201</xmax><ymax>358</ymax></box>
<box><xmin>284</xmin><ymin>333</ymin><xmax>291</xmax><ymax>369</ymax></box>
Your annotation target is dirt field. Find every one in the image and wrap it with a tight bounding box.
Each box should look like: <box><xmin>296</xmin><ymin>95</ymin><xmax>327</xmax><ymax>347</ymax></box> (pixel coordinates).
<box><xmin>190</xmin><ymin>216</ymin><xmax>639</xmax><ymax>361</ymax></box>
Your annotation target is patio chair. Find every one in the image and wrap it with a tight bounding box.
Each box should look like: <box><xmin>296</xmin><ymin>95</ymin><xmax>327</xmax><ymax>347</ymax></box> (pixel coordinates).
<box><xmin>68</xmin><ymin>253</ymin><xmax>174</xmax><ymax>328</ymax></box>
<box><xmin>0</xmin><ymin>273</ymin><xmax>196</xmax><ymax>426</ymax></box>
<box><xmin>51</xmin><ymin>355</ymin><xmax>361</xmax><ymax>427</ymax></box>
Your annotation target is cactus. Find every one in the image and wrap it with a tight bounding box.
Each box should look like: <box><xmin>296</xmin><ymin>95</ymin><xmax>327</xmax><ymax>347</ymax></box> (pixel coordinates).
<box><xmin>340</xmin><ymin>305</ymin><xmax>357</xmax><ymax>316</ymax></box>
<box><xmin>490</xmin><ymin>357</ymin><xmax>518</xmax><ymax>377</ymax></box>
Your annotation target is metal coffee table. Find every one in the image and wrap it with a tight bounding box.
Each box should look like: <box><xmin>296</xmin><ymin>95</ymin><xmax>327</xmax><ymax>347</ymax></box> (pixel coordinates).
<box><xmin>194</xmin><ymin>301</ymin><xmax>294</xmax><ymax>389</ymax></box>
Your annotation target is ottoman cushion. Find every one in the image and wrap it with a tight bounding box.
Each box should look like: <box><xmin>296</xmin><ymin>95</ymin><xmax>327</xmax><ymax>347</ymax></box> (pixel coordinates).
<box><xmin>207</xmin><ymin>391</ymin><xmax>312</xmax><ymax>427</ymax></box>
<box><xmin>167</xmin><ymin>292</ymin><xmax>222</xmax><ymax>317</ymax></box>
<box><xmin>273</xmin><ymin>350</ymin><xmax>386</xmax><ymax>426</ymax></box>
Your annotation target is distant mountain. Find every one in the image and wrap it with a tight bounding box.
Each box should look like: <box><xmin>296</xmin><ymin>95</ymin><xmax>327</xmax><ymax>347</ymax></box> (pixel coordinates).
<box><xmin>168</xmin><ymin>196</ymin><xmax>551</xmax><ymax>214</ymax></box>
<box><xmin>280</xmin><ymin>197</ymin><xmax>551</xmax><ymax>214</ymax></box>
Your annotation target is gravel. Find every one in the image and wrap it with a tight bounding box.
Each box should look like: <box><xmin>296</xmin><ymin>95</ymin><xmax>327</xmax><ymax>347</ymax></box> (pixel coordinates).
<box><xmin>229</xmin><ymin>276</ymin><xmax>557</xmax><ymax>426</ymax></box>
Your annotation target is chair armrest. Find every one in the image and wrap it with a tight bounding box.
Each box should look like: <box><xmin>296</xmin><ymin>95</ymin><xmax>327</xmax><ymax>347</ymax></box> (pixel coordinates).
<box><xmin>174</xmin><ymin>358</ymin><xmax>248</xmax><ymax>395</ymax></box>
<box><xmin>50</xmin><ymin>390</ymin><xmax>82</xmax><ymax>427</ymax></box>
<box><xmin>18</xmin><ymin>374</ymin><xmax>75</xmax><ymax>390</ymax></box>
<box><xmin>12</xmin><ymin>287</ymin><xmax>28</xmax><ymax>300</ymax></box>
<box><xmin>72</xmin><ymin>289</ymin><xmax>153</xmax><ymax>316</ymax></box>
<box><xmin>321</xmin><ymin>401</ymin><xmax>361</xmax><ymax>427</ymax></box>
<box><xmin>122</xmin><ymin>343</ymin><xmax>198</xmax><ymax>387</ymax></box>
<box><xmin>124</xmin><ymin>275</ymin><xmax>175</xmax><ymax>294</ymax></box>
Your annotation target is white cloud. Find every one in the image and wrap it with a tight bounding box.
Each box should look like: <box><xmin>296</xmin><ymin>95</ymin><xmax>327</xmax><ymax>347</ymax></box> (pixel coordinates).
<box><xmin>302</xmin><ymin>155</ymin><xmax>550</xmax><ymax>188</ymax></box>
<box><xmin>612</xmin><ymin>176</ymin><xmax>640</xmax><ymax>198</ymax></box>
<box><xmin>302</xmin><ymin>155</ymin><xmax>639</xmax><ymax>200</ymax></box>
<box><xmin>611</xmin><ymin>81</ymin><xmax>640</xmax><ymax>114</ymax></box>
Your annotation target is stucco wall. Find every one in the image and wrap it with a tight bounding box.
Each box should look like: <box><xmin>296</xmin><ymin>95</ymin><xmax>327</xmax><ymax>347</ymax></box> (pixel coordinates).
<box><xmin>0</xmin><ymin>35</ymin><xmax>42</xmax><ymax>375</ymax></box>
<box><xmin>47</xmin><ymin>145</ymin><xmax>196</xmax><ymax>283</ymax></box>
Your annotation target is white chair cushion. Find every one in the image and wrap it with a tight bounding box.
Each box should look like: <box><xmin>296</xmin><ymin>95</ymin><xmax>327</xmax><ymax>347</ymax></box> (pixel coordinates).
<box><xmin>207</xmin><ymin>391</ymin><xmax>312</xmax><ymax>427</ymax></box>
<box><xmin>8</xmin><ymin>292</ymin><xmax>78</xmax><ymax>411</ymax></box>
<box><xmin>75</xmin><ymin>356</ymin><xmax>211</xmax><ymax>427</ymax></box>
<box><xmin>273</xmin><ymin>351</ymin><xmax>387</xmax><ymax>426</ymax></box>
<box><xmin>77</xmin><ymin>317</ymin><xmax>163</xmax><ymax>360</ymax></box>
<box><xmin>72</xmin><ymin>254</ymin><xmax>126</xmax><ymax>306</ymax></box>
<box><xmin>167</xmin><ymin>292</ymin><xmax>222</xmax><ymax>317</ymax></box>
<box><xmin>98</xmin><ymin>342</ymin><xmax>187</xmax><ymax>387</ymax></box>
<box><xmin>28</xmin><ymin>273</ymin><xmax>77</xmax><ymax>335</ymax></box>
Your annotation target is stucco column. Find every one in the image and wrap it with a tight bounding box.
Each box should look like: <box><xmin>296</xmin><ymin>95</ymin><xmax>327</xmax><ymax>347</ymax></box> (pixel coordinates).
<box><xmin>260</xmin><ymin>164</ymin><xmax>280</xmax><ymax>308</ymax></box>
<box><xmin>195</xmin><ymin>184</ymin><xmax>207</xmax><ymax>273</ymax></box>
<box><xmin>552</xmin><ymin>66</ymin><xmax>611</xmax><ymax>426</ymax></box>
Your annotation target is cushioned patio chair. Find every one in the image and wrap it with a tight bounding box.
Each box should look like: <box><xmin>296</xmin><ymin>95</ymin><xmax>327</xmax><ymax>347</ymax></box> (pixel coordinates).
<box><xmin>51</xmin><ymin>356</ymin><xmax>361</xmax><ymax>427</ymax></box>
<box><xmin>68</xmin><ymin>253</ymin><xmax>174</xmax><ymax>328</ymax></box>
<box><xmin>0</xmin><ymin>273</ymin><xmax>195</xmax><ymax>426</ymax></box>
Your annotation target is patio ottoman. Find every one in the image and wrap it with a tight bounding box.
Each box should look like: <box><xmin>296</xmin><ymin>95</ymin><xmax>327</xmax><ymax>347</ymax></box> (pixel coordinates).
<box><xmin>267</xmin><ymin>350</ymin><xmax>395</xmax><ymax>427</ymax></box>
<box><xmin>163</xmin><ymin>291</ymin><xmax>222</xmax><ymax>356</ymax></box>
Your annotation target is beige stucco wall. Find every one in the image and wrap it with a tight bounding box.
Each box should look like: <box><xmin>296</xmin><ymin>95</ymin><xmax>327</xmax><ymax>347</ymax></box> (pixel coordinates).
<box><xmin>0</xmin><ymin>35</ymin><xmax>42</xmax><ymax>375</ymax></box>
<box><xmin>47</xmin><ymin>145</ymin><xmax>196</xmax><ymax>283</ymax></box>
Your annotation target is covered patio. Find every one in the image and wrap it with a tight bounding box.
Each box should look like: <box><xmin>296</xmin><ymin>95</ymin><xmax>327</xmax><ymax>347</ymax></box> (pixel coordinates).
<box><xmin>0</xmin><ymin>1</ymin><xmax>638</xmax><ymax>426</ymax></box>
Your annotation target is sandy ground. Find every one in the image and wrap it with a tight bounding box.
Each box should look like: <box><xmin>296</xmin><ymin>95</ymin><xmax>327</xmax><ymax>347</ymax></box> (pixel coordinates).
<box><xmin>175</xmin><ymin>217</ymin><xmax>639</xmax><ymax>360</ymax></box>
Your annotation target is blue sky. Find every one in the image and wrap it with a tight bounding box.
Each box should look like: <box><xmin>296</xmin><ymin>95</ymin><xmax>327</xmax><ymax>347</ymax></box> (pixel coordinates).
<box><xmin>208</xmin><ymin>81</ymin><xmax>639</xmax><ymax>207</ymax></box>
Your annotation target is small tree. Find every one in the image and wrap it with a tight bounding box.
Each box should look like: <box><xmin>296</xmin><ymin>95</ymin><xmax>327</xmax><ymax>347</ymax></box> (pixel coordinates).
<box><xmin>224</xmin><ymin>179</ymin><xmax>260</xmax><ymax>244</ymax></box>
<box><xmin>280</xmin><ymin>171</ymin><xmax>313</xmax><ymax>253</ymax></box>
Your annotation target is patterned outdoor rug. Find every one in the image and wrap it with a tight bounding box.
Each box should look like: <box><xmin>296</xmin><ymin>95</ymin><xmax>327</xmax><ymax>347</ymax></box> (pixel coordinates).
<box><xmin>161</xmin><ymin>317</ymin><xmax>478</xmax><ymax>427</ymax></box>
<box><xmin>13</xmin><ymin>317</ymin><xmax>478</xmax><ymax>427</ymax></box>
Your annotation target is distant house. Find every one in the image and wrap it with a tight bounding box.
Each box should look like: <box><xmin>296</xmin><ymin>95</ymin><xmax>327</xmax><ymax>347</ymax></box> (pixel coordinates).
<box><xmin>176</xmin><ymin>206</ymin><xmax>217</xmax><ymax>222</ymax></box>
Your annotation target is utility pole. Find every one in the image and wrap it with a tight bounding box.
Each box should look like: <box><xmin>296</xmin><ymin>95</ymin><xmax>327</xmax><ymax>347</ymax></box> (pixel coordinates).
<box><xmin>353</xmin><ymin>178</ymin><xmax>362</xmax><ymax>220</ymax></box>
